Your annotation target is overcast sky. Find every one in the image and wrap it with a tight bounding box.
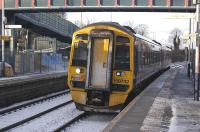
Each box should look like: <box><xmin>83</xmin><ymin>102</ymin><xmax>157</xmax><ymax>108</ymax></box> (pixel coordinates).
<box><xmin>66</xmin><ymin>12</ymin><xmax>195</xmax><ymax>47</ymax></box>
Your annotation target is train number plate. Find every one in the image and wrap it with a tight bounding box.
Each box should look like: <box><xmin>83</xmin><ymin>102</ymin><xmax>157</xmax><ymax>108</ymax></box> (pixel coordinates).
<box><xmin>113</xmin><ymin>79</ymin><xmax>129</xmax><ymax>84</ymax></box>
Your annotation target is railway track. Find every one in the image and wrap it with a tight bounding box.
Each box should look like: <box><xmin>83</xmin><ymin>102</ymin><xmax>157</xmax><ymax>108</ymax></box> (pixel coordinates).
<box><xmin>54</xmin><ymin>112</ymin><xmax>88</xmax><ymax>131</ymax></box>
<box><xmin>0</xmin><ymin>69</ymin><xmax>169</xmax><ymax>131</ymax></box>
<box><xmin>0</xmin><ymin>90</ymin><xmax>70</xmax><ymax>115</ymax></box>
<box><xmin>55</xmin><ymin>113</ymin><xmax>116</xmax><ymax>132</ymax></box>
<box><xmin>0</xmin><ymin>100</ymin><xmax>73</xmax><ymax>131</ymax></box>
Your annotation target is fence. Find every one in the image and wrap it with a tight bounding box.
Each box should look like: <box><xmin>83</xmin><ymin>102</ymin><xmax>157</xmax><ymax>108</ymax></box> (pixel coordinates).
<box><xmin>14</xmin><ymin>51</ymin><xmax>68</xmax><ymax>75</ymax></box>
<box><xmin>0</xmin><ymin>49</ymin><xmax>68</xmax><ymax>77</ymax></box>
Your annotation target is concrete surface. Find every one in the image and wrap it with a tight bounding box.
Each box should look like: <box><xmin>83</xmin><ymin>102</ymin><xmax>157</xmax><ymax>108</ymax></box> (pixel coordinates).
<box><xmin>140</xmin><ymin>63</ymin><xmax>200</xmax><ymax>132</ymax></box>
<box><xmin>104</xmin><ymin>62</ymin><xmax>200</xmax><ymax>132</ymax></box>
<box><xmin>103</xmin><ymin>68</ymin><xmax>174</xmax><ymax>132</ymax></box>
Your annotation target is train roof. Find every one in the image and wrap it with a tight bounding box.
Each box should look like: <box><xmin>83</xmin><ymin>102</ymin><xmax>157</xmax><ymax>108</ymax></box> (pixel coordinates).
<box><xmin>78</xmin><ymin>22</ymin><xmax>133</xmax><ymax>36</ymax></box>
<box><xmin>122</xmin><ymin>25</ymin><xmax>162</xmax><ymax>47</ymax></box>
<box><xmin>135</xmin><ymin>34</ymin><xmax>162</xmax><ymax>47</ymax></box>
<box><xmin>77</xmin><ymin>22</ymin><xmax>162</xmax><ymax>47</ymax></box>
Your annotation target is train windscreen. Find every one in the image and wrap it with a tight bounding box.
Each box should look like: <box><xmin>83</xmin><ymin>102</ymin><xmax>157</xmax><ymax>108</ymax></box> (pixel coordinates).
<box><xmin>72</xmin><ymin>42</ymin><xmax>88</xmax><ymax>67</ymax></box>
<box><xmin>114</xmin><ymin>45</ymin><xmax>130</xmax><ymax>70</ymax></box>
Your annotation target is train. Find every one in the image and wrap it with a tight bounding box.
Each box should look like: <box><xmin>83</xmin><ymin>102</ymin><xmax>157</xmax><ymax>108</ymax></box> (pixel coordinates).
<box><xmin>67</xmin><ymin>22</ymin><xmax>171</xmax><ymax>112</ymax></box>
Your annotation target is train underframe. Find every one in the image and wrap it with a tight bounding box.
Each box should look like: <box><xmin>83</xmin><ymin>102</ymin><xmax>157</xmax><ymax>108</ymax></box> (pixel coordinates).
<box><xmin>73</xmin><ymin>88</ymin><xmax>133</xmax><ymax>113</ymax></box>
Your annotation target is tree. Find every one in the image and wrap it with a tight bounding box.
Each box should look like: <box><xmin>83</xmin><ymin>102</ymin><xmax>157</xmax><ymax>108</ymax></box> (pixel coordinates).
<box><xmin>134</xmin><ymin>24</ymin><xmax>149</xmax><ymax>37</ymax></box>
<box><xmin>169</xmin><ymin>28</ymin><xmax>185</xmax><ymax>62</ymax></box>
<box><xmin>85</xmin><ymin>16</ymin><xmax>96</xmax><ymax>25</ymax></box>
<box><xmin>73</xmin><ymin>16</ymin><xmax>96</xmax><ymax>28</ymax></box>
<box><xmin>168</xmin><ymin>28</ymin><xmax>183</xmax><ymax>49</ymax></box>
<box><xmin>74</xmin><ymin>20</ymin><xmax>85</xmax><ymax>28</ymax></box>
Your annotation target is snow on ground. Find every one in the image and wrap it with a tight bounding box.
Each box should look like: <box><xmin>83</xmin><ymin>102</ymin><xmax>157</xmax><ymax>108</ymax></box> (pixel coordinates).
<box><xmin>65</xmin><ymin>114</ymin><xmax>115</xmax><ymax>132</ymax></box>
<box><xmin>0</xmin><ymin>94</ymin><xmax>71</xmax><ymax>129</ymax></box>
<box><xmin>0</xmin><ymin>90</ymin><xmax>68</xmax><ymax>112</ymax></box>
<box><xmin>10</xmin><ymin>103</ymin><xmax>83</xmax><ymax>132</ymax></box>
<box><xmin>141</xmin><ymin>64</ymin><xmax>200</xmax><ymax>132</ymax></box>
<box><xmin>170</xmin><ymin>62</ymin><xmax>185</xmax><ymax>69</ymax></box>
<box><xmin>168</xmin><ymin>98</ymin><xmax>200</xmax><ymax>132</ymax></box>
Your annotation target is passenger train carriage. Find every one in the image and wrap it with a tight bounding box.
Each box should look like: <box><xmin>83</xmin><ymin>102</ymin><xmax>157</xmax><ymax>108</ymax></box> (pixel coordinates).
<box><xmin>68</xmin><ymin>22</ymin><xmax>171</xmax><ymax>112</ymax></box>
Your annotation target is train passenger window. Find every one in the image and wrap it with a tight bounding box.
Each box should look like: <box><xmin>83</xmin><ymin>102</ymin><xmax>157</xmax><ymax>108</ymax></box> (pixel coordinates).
<box><xmin>145</xmin><ymin>52</ymin><xmax>148</xmax><ymax>65</ymax></box>
<box><xmin>76</xmin><ymin>34</ymin><xmax>88</xmax><ymax>40</ymax></box>
<box><xmin>72</xmin><ymin>42</ymin><xmax>88</xmax><ymax>67</ymax></box>
<box><xmin>134</xmin><ymin>45</ymin><xmax>139</xmax><ymax>75</ymax></box>
<box><xmin>156</xmin><ymin>52</ymin><xmax>159</xmax><ymax>62</ymax></box>
<box><xmin>150</xmin><ymin>51</ymin><xmax>153</xmax><ymax>64</ymax></box>
<box><xmin>155</xmin><ymin>53</ymin><xmax>157</xmax><ymax>63</ymax></box>
<box><xmin>148</xmin><ymin>51</ymin><xmax>150</xmax><ymax>64</ymax></box>
<box><xmin>153</xmin><ymin>52</ymin><xmax>155</xmax><ymax>63</ymax></box>
<box><xmin>114</xmin><ymin>45</ymin><xmax>130</xmax><ymax>70</ymax></box>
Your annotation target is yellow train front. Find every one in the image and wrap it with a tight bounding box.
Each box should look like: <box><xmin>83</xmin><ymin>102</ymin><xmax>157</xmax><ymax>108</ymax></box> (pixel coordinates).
<box><xmin>68</xmin><ymin>22</ymin><xmax>170</xmax><ymax>112</ymax></box>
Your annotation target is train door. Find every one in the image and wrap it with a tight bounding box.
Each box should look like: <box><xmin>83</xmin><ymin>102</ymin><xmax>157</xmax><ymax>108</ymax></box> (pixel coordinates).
<box><xmin>90</xmin><ymin>38</ymin><xmax>109</xmax><ymax>88</ymax></box>
<box><xmin>134</xmin><ymin>45</ymin><xmax>139</xmax><ymax>84</ymax></box>
<box><xmin>86</xmin><ymin>30</ymin><xmax>113</xmax><ymax>90</ymax></box>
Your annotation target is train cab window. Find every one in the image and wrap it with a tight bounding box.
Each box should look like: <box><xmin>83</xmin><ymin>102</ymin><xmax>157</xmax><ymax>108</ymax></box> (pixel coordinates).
<box><xmin>115</xmin><ymin>36</ymin><xmax>130</xmax><ymax>70</ymax></box>
<box><xmin>75</xmin><ymin>34</ymin><xmax>88</xmax><ymax>40</ymax></box>
<box><xmin>72</xmin><ymin>42</ymin><xmax>88</xmax><ymax>67</ymax></box>
<box><xmin>114</xmin><ymin>45</ymin><xmax>130</xmax><ymax>70</ymax></box>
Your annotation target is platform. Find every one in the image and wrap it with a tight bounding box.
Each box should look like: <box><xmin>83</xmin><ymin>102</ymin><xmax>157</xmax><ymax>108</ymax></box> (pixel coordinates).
<box><xmin>0</xmin><ymin>71</ymin><xmax>67</xmax><ymax>86</ymax></box>
<box><xmin>104</xmin><ymin>63</ymin><xmax>200</xmax><ymax>132</ymax></box>
<box><xmin>0</xmin><ymin>71</ymin><xmax>68</xmax><ymax>108</ymax></box>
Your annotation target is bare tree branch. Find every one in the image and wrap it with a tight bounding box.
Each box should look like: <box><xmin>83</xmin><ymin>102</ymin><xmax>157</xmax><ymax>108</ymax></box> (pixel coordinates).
<box><xmin>124</xmin><ymin>20</ymin><xmax>135</xmax><ymax>29</ymax></box>
<box><xmin>134</xmin><ymin>24</ymin><xmax>149</xmax><ymax>37</ymax></box>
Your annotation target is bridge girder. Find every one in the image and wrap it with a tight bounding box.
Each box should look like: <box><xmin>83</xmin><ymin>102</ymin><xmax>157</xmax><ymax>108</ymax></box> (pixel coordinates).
<box><xmin>1</xmin><ymin>0</ymin><xmax>196</xmax><ymax>13</ymax></box>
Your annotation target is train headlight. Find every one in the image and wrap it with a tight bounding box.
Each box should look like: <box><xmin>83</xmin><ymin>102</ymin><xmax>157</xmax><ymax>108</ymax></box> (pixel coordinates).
<box><xmin>116</xmin><ymin>72</ymin><xmax>121</xmax><ymax>76</ymax></box>
<box><xmin>116</xmin><ymin>71</ymin><xmax>125</xmax><ymax>76</ymax></box>
<box><xmin>76</xmin><ymin>68</ymin><xmax>81</xmax><ymax>74</ymax></box>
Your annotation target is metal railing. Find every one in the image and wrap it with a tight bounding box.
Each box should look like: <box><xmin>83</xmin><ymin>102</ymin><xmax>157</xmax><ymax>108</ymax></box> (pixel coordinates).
<box><xmin>4</xmin><ymin>0</ymin><xmax>194</xmax><ymax>8</ymax></box>
<box><xmin>14</xmin><ymin>50</ymin><xmax>68</xmax><ymax>75</ymax></box>
<box><xmin>0</xmin><ymin>49</ymin><xmax>68</xmax><ymax>77</ymax></box>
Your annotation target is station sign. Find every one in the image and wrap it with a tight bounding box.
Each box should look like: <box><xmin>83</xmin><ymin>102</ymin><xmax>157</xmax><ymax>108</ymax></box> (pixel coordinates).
<box><xmin>5</xmin><ymin>25</ymin><xmax>22</xmax><ymax>29</ymax></box>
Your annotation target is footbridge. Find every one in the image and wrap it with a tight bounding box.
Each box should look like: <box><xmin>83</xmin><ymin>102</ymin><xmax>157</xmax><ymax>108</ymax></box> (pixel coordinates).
<box><xmin>2</xmin><ymin>0</ymin><xmax>195</xmax><ymax>13</ymax></box>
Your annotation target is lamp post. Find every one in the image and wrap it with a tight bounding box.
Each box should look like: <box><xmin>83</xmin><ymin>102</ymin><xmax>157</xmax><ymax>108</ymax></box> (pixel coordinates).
<box><xmin>193</xmin><ymin>0</ymin><xmax>200</xmax><ymax>101</ymax></box>
<box><xmin>1</xmin><ymin>0</ymin><xmax>5</xmax><ymax>77</ymax></box>
<box><xmin>186</xmin><ymin>19</ymin><xmax>192</xmax><ymax>78</ymax></box>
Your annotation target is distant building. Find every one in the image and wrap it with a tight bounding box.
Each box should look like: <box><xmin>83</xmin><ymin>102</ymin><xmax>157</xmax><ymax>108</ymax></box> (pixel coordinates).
<box><xmin>33</xmin><ymin>37</ymin><xmax>57</xmax><ymax>52</ymax></box>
